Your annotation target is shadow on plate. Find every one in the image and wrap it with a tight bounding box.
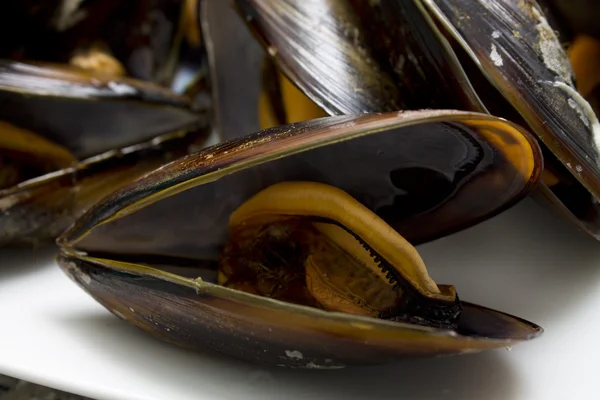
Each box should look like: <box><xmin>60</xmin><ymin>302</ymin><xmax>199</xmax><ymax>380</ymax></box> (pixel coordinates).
<box><xmin>58</xmin><ymin>312</ymin><xmax>519</xmax><ymax>400</ymax></box>
<box><xmin>0</xmin><ymin>245</ymin><xmax>58</xmax><ymax>281</ymax></box>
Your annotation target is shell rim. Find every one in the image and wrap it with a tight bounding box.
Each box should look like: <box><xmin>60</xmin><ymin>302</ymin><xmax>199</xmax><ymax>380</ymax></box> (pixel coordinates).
<box><xmin>57</xmin><ymin>109</ymin><xmax>543</xmax><ymax>247</ymax></box>
<box><xmin>54</xmin><ymin>109</ymin><xmax>544</xmax><ymax>345</ymax></box>
<box><xmin>57</xmin><ymin>249</ymin><xmax>544</xmax><ymax>343</ymax></box>
<box><xmin>0</xmin><ymin>121</ymin><xmax>206</xmax><ymax>201</ymax></box>
<box><xmin>0</xmin><ymin>60</ymin><xmax>195</xmax><ymax>105</ymax></box>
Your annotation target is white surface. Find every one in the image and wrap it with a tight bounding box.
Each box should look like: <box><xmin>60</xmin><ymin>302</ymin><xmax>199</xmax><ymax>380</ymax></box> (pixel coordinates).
<box><xmin>1</xmin><ymin>197</ymin><xmax>599</xmax><ymax>400</ymax></box>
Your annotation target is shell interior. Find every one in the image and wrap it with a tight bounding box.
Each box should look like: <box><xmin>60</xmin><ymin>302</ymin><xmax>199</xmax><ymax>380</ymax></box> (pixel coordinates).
<box><xmin>0</xmin><ymin>60</ymin><xmax>202</xmax><ymax>160</ymax></box>
<box><xmin>55</xmin><ymin>112</ymin><xmax>543</xmax><ymax>366</ymax></box>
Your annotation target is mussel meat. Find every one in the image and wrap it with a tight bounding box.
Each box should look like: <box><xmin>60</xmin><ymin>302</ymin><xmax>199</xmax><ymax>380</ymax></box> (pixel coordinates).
<box><xmin>218</xmin><ymin>181</ymin><xmax>462</xmax><ymax>329</ymax></box>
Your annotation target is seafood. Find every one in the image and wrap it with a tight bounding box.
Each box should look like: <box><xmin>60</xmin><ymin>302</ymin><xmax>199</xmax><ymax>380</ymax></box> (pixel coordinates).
<box><xmin>0</xmin><ymin>0</ymin><xmax>200</xmax><ymax>86</ymax></box>
<box><xmin>199</xmin><ymin>0</ymin><xmax>267</xmax><ymax>141</ymax></box>
<box><xmin>234</xmin><ymin>0</ymin><xmax>600</xmax><ymax>240</ymax></box>
<box><xmin>57</xmin><ymin>110</ymin><xmax>543</xmax><ymax>367</ymax></box>
<box><xmin>0</xmin><ymin>60</ymin><xmax>207</xmax><ymax>246</ymax></box>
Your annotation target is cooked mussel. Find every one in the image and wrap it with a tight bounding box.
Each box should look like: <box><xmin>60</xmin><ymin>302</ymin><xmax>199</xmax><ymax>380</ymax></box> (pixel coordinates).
<box><xmin>0</xmin><ymin>60</ymin><xmax>207</xmax><ymax>246</ymax></box>
<box><xmin>233</xmin><ymin>0</ymin><xmax>600</xmax><ymax>241</ymax></box>
<box><xmin>218</xmin><ymin>181</ymin><xmax>462</xmax><ymax>330</ymax></box>
<box><xmin>0</xmin><ymin>0</ymin><xmax>200</xmax><ymax>86</ymax></box>
<box><xmin>56</xmin><ymin>111</ymin><xmax>543</xmax><ymax>367</ymax></box>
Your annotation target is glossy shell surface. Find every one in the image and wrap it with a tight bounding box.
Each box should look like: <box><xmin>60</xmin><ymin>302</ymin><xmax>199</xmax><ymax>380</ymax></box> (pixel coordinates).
<box><xmin>57</xmin><ymin>111</ymin><xmax>543</xmax><ymax>367</ymax></box>
<box><xmin>0</xmin><ymin>61</ymin><xmax>207</xmax><ymax>246</ymax></box>
<box><xmin>0</xmin><ymin>61</ymin><xmax>201</xmax><ymax>158</ymax></box>
<box><xmin>58</xmin><ymin>254</ymin><xmax>541</xmax><ymax>368</ymax></box>
<box><xmin>0</xmin><ymin>126</ymin><xmax>206</xmax><ymax>247</ymax></box>
<box><xmin>235</xmin><ymin>0</ymin><xmax>600</xmax><ymax>241</ymax></box>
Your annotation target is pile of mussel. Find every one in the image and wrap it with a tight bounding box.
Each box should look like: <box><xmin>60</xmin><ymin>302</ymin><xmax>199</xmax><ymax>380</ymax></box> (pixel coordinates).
<box><xmin>3</xmin><ymin>0</ymin><xmax>600</xmax><ymax>368</ymax></box>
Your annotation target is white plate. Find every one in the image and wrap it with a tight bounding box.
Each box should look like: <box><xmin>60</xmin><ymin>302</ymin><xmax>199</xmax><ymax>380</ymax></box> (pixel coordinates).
<box><xmin>1</xmin><ymin>197</ymin><xmax>599</xmax><ymax>400</ymax></box>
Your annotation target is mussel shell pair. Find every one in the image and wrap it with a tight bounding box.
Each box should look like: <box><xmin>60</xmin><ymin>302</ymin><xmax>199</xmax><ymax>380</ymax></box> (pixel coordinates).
<box><xmin>0</xmin><ymin>60</ymin><xmax>207</xmax><ymax>246</ymax></box>
<box><xmin>57</xmin><ymin>110</ymin><xmax>543</xmax><ymax>367</ymax></box>
<box><xmin>233</xmin><ymin>0</ymin><xmax>600</xmax><ymax>241</ymax></box>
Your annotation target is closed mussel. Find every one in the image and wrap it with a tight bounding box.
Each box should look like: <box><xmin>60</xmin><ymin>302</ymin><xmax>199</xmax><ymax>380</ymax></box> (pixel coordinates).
<box><xmin>57</xmin><ymin>110</ymin><xmax>543</xmax><ymax>367</ymax></box>
<box><xmin>0</xmin><ymin>60</ymin><xmax>207</xmax><ymax>246</ymax></box>
<box><xmin>234</xmin><ymin>0</ymin><xmax>600</xmax><ymax>241</ymax></box>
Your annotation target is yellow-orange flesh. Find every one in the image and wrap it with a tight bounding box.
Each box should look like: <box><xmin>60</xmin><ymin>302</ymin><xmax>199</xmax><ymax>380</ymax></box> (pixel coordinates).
<box><xmin>69</xmin><ymin>43</ymin><xmax>126</xmax><ymax>76</ymax></box>
<box><xmin>259</xmin><ymin>70</ymin><xmax>328</xmax><ymax>130</ymax></box>
<box><xmin>0</xmin><ymin>120</ymin><xmax>76</xmax><ymax>189</ymax></box>
<box><xmin>569</xmin><ymin>34</ymin><xmax>600</xmax><ymax>99</ymax></box>
<box><xmin>218</xmin><ymin>181</ymin><xmax>459</xmax><ymax>327</ymax></box>
<box><xmin>183</xmin><ymin>0</ymin><xmax>202</xmax><ymax>48</ymax></box>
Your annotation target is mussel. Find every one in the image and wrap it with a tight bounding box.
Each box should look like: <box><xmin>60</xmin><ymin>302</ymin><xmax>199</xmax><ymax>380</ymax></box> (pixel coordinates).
<box><xmin>0</xmin><ymin>60</ymin><xmax>207</xmax><ymax>246</ymax></box>
<box><xmin>0</xmin><ymin>0</ymin><xmax>200</xmax><ymax>86</ymax></box>
<box><xmin>233</xmin><ymin>0</ymin><xmax>600</xmax><ymax>241</ymax></box>
<box><xmin>57</xmin><ymin>110</ymin><xmax>543</xmax><ymax>367</ymax></box>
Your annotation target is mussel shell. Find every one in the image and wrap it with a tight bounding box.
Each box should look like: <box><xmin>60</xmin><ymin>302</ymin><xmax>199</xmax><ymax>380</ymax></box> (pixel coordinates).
<box><xmin>57</xmin><ymin>253</ymin><xmax>541</xmax><ymax>368</ymax></box>
<box><xmin>59</xmin><ymin>110</ymin><xmax>542</xmax><ymax>253</ymax></box>
<box><xmin>234</xmin><ymin>0</ymin><xmax>485</xmax><ymax>115</ymax></box>
<box><xmin>526</xmin><ymin>33</ymin><xmax>600</xmax><ymax>240</ymax></box>
<box><xmin>200</xmin><ymin>0</ymin><xmax>266</xmax><ymax>141</ymax></box>
<box><xmin>57</xmin><ymin>111</ymin><xmax>542</xmax><ymax>366</ymax></box>
<box><xmin>0</xmin><ymin>125</ymin><xmax>208</xmax><ymax>247</ymax></box>
<box><xmin>235</xmin><ymin>0</ymin><xmax>600</xmax><ymax>241</ymax></box>
<box><xmin>421</xmin><ymin>0</ymin><xmax>600</xmax><ymax>239</ymax></box>
<box><xmin>0</xmin><ymin>60</ymin><xmax>202</xmax><ymax>159</ymax></box>
<box><xmin>0</xmin><ymin>59</ymin><xmax>209</xmax><ymax>246</ymax></box>
<box><xmin>422</xmin><ymin>0</ymin><xmax>598</xmax><ymax>190</ymax></box>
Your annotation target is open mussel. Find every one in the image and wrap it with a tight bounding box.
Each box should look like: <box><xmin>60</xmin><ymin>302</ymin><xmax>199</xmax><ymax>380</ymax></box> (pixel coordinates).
<box><xmin>233</xmin><ymin>0</ymin><xmax>600</xmax><ymax>241</ymax></box>
<box><xmin>56</xmin><ymin>110</ymin><xmax>543</xmax><ymax>367</ymax></box>
<box><xmin>218</xmin><ymin>181</ymin><xmax>462</xmax><ymax>330</ymax></box>
<box><xmin>0</xmin><ymin>60</ymin><xmax>207</xmax><ymax>246</ymax></box>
